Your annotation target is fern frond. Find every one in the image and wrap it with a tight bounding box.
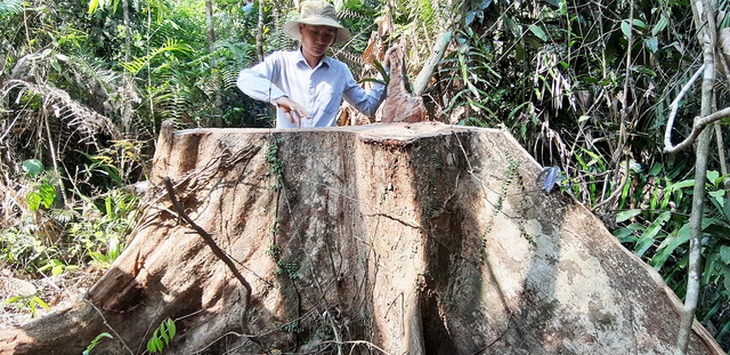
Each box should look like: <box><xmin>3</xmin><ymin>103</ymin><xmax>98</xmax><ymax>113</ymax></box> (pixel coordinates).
<box><xmin>0</xmin><ymin>0</ymin><xmax>23</xmax><ymax>16</ymax></box>
<box><xmin>338</xmin><ymin>9</ymin><xmax>369</xmax><ymax>21</ymax></box>
<box><xmin>122</xmin><ymin>39</ymin><xmax>194</xmax><ymax>75</ymax></box>
<box><xmin>335</xmin><ymin>51</ymin><xmax>364</xmax><ymax>67</ymax></box>
<box><xmin>1</xmin><ymin>79</ymin><xmax>121</xmax><ymax>154</ymax></box>
<box><xmin>221</xmin><ymin>67</ymin><xmax>241</xmax><ymax>91</ymax></box>
<box><xmin>69</xmin><ymin>55</ymin><xmax>121</xmax><ymax>93</ymax></box>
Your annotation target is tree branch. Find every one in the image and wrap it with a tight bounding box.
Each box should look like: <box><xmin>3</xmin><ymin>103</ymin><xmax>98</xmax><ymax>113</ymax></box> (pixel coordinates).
<box><xmin>665</xmin><ymin>105</ymin><xmax>730</xmax><ymax>154</ymax></box>
<box><xmin>663</xmin><ymin>64</ymin><xmax>705</xmax><ymax>152</ymax></box>
<box><xmin>675</xmin><ymin>0</ymin><xmax>717</xmax><ymax>352</ymax></box>
<box><xmin>412</xmin><ymin>31</ymin><xmax>452</xmax><ymax>96</ymax></box>
<box><xmin>162</xmin><ymin>176</ymin><xmax>253</xmax><ymax>298</ymax></box>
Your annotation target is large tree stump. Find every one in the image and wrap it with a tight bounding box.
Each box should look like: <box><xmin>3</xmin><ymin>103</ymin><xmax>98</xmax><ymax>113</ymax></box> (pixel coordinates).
<box><xmin>0</xmin><ymin>122</ymin><xmax>725</xmax><ymax>354</ymax></box>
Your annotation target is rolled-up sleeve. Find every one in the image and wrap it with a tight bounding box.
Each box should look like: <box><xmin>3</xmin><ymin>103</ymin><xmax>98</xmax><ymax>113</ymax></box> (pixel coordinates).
<box><xmin>237</xmin><ymin>53</ymin><xmax>287</xmax><ymax>104</ymax></box>
<box><xmin>341</xmin><ymin>69</ymin><xmax>387</xmax><ymax>118</ymax></box>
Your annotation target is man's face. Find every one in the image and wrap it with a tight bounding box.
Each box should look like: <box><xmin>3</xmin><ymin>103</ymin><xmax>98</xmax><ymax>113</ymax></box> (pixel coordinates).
<box><xmin>299</xmin><ymin>24</ymin><xmax>336</xmax><ymax>59</ymax></box>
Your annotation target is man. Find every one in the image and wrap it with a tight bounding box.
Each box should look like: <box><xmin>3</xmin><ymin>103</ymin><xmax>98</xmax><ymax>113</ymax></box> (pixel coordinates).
<box><xmin>237</xmin><ymin>0</ymin><xmax>388</xmax><ymax>128</ymax></box>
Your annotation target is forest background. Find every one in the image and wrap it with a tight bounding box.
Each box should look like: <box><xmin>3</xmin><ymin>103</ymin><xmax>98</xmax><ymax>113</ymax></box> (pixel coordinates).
<box><xmin>0</xmin><ymin>0</ymin><xmax>729</xmax><ymax>351</ymax></box>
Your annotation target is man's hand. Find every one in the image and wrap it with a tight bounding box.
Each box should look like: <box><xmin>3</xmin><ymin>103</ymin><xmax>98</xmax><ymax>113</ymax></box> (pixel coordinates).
<box><xmin>275</xmin><ymin>97</ymin><xmax>311</xmax><ymax>128</ymax></box>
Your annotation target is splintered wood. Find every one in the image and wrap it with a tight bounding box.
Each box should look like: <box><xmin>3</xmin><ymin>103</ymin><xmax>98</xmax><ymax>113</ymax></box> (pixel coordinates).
<box><xmin>381</xmin><ymin>46</ymin><xmax>428</xmax><ymax>123</ymax></box>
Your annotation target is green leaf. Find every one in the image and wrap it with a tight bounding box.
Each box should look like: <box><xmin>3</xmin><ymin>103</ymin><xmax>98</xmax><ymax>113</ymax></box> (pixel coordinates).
<box><xmin>108</xmin><ymin>237</ymin><xmax>121</xmax><ymax>260</ymax></box>
<box><xmin>504</xmin><ymin>17</ymin><xmax>522</xmax><ymax>38</ymax></box>
<box><xmin>88</xmin><ymin>0</ymin><xmax>99</xmax><ymax>14</ymax></box>
<box><xmin>528</xmin><ymin>25</ymin><xmax>547</xmax><ymax>42</ymax></box>
<box><xmin>666</xmin><ymin>179</ymin><xmax>694</xmax><ymax>192</ymax></box>
<box><xmin>83</xmin><ymin>332</ymin><xmax>113</xmax><ymax>355</ymax></box>
<box><xmin>22</xmin><ymin>159</ymin><xmax>43</xmax><ymax>177</ymax></box>
<box><xmin>635</xmin><ymin>211</ymin><xmax>671</xmax><ymax>257</ymax></box>
<box><xmin>32</xmin><ymin>296</ymin><xmax>49</xmax><ymax>310</ymax></box>
<box><xmin>147</xmin><ymin>333</ymin><xmax>163</xmax><ymax>353</ymax></box>
<box><xmin>160</xmin><ymin>322</ymin><xmax>170</xmax><ymax>344</ymax></box>
<box><xmin>644</xmin><ymin>37</ymin><xmax>659</xmax><ymax>53</ymax></box>
<box><xmin>651</xmin><ymin>223</ymin><xmax>690</xmax><ymax>270</ymax></box>
<box><xmin>614</xmin><ymin>223</ymin><xmax>644</xmax><ymax>243</ymax></box>
<box><xmin>147</xmin><ymin>317</ymin><xmax>176</xmax><ymax>352</ymax></box>
<box><xmin>370</xmin><ymin>58</ymin><xmax>389</xmax><ymax>86</ymax></box>
<box><xmin>720</xmin><ymin>245</ymin><xmax>730</xmax><ymax>265</ymax></box>
<box><xmin>51</xmin><ymin>264</ymin><xmax>64</xmax><ymax>276</ymax></box>
<box><xmin>38</xmin><ymin>183</ymin><xmax>56</xmax><ymax>208</ymax></box>
<box><xmin>147</xmin><ymin>337</ymin><xmax>158</xmax><ymax>353</ymax></box>
<box><xmin>703</xmin><ymin>251</ymin><xmax>721</xmax><ymax>285</ymax></box>
<box><xmin>621</xmin><ymin>21</ymin><xmax>631</xmax><ymax>38</ymax></box>
<box><xmin>653</xmin><ymin>15</ymin><xmax>668</xmax><ymax>36</ymax></box>
<box><xmin>3</xmin><ymin>295</ymin><xmax>24</xmax><ymax>305</ymax></box>
<box><xmin>649</xmin><ymin>163</ymin><xmax>663</xmax><ymax>176</ymax></box>
<box><xmin>26</xmin><ymin>191</ymin><xmax>42</xmax><ymax>211</ymax></box>
<box><xmin>709</xmin><ymin>190</ymin><xmax>725</xmax><ymax>209</ymax></box>
<box><xmin>635</xmin><ymin>66</ymin><xmax>657</xmax><ymax>77</ymax></box>
<box><xmin>359</xmin><ymin>77</ymin><xmax>386</xmax><ymax>85</ymax></box>
<box><xmin>507</xmin><ymin>101</ymin><xmax>531</xmax><ymax>120</ymax></box>
<box><xmin>616</xmin><ymin>209</ymin><xmax>642</xmax><ymax>223</ymax></box>
<box><xmin>632</xmin><ymin>19</ymin><xmax>647</xmax><ymax>30</ymax></box>
<box><xmin>166</xmin><ymin>318</ymin><xmax>176</xmax><ymax>339</ymax></box>
<box><xmin>707</xmin><ymin>170</ymin><xmax>720</xmax><ymax>185</ymax></box>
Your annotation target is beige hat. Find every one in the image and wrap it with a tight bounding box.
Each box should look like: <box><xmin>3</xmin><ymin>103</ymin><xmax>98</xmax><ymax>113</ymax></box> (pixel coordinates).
<box><xmin>283</xmin><ymin>1</ymin><xmax>352</xmax><ymax>44</ymax></box>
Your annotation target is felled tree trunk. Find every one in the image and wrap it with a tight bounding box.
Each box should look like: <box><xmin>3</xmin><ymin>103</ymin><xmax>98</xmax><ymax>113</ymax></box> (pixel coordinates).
<box><xmin>0</xmin><ymin>122</ymin><xmax>725</xmax><ymax>354</ymax></box>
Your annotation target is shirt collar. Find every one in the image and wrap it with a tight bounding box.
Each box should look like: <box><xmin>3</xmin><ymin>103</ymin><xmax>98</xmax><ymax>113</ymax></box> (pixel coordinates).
<box><xmin>295</xmin><ymin>47</ymin><xmax>331</xmax><ymax>69</ymax></box>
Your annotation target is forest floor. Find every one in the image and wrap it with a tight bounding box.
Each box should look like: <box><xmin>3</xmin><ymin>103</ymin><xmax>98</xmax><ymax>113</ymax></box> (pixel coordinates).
<box><xmin>1</xmin><ymin>268</ymin><xmax>102</xmax><ymax>328</ymax></box>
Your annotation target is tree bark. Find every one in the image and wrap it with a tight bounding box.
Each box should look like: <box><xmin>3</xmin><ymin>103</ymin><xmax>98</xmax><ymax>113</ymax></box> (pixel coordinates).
<box><xmin>121</xmin><ymin>0</ymin><xmax>134</xmax><ymax>134</ymax></box>
<box><xmin>0</xmin><ymin>123</ymin><xmax>724</xmax><ymax>354</ymax></box>
<box><xmin>256</xmin><ymin>0</ymin><xmax>265</xmax><ymax>62</ymax></box>
<box><xmin>676</xmin><ymin>0</ymin><xmax>718</xmax><ymax>353</ymax></box>
<box><xmin>205</xmin><ymin>0</ymin><xmax>223</xmax><ymax>116</ymax></box>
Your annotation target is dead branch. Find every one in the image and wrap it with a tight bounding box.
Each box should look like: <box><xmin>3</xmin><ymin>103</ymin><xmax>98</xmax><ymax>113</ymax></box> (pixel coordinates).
<box><xmin>161</xmin><ymin>176</ymin><xmax>253</xmax><ymax>298</ymax></box>
<box><xmin>665</xmin><ymin>106</ymin><xmax>730</xmax><ymax>154</ymax></box>
<box><xmin>412</xmin><ymin>31</ymin><xmax>452</xmax><ymax>96</ymax></box>
<box><xmin>83</xmin><ymin>296</ymin><xmax>135</xmax><ymax>355</ymax></box>
<box><xmin>663</xmin><ymin>62</ymin><xmax>730</xmax><ymax>154</ymax></box>
<box><xmin>663</xmin><ymin>64</ymin><xmax>705</xmax><ymax>152</ymax></box>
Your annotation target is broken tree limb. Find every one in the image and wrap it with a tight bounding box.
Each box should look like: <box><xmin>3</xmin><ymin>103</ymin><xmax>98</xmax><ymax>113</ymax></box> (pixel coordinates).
<box><xmin>412</xmin><ymin>30</ymin><xmax>452</xmax><ymax>96</ymax></box>
<box><xmin>664</xmin><ymin>59</ymin><xmax>730</xmax><ymax>155</ymax></box>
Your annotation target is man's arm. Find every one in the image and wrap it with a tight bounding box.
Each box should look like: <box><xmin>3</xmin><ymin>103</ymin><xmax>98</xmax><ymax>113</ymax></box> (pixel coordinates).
<box><xmin>341</xmin><ymin>71</ymin><xmax>387</xmax><ymax>118</ymax></box>
<box><xmin>273</xmin><ymin>96</ymin><xmax>311</xmax><ymax>128</ymax></box>
<box><xmin>237</xmin><ymin>52</ymin><xmax>310</xmax><ymax>127</ymax></box>
<box><xmin>237</xmin><ymin>53</ymin><xmax>287</xmax><ymax>105</ymax></box>
<box><xmin>342</xmin><ymin>46</ymin><xmax>398</xmax><ymax>118</ymax></box>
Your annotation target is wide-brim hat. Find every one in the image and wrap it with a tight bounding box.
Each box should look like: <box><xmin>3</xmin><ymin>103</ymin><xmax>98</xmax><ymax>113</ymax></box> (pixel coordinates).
<box><xmin>283</xmin><ymin>0</ymin><xmax>352</xmax><ymax>44</ymax></box>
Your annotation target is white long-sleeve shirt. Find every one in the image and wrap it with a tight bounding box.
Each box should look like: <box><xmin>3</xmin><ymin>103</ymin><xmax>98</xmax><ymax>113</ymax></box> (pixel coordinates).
<box><xmin>237</xmin><ymin>49</ymin><xmax>386</xmax><ymax>129</ymax></box>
